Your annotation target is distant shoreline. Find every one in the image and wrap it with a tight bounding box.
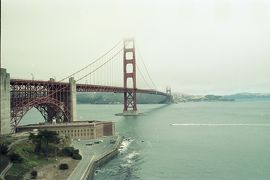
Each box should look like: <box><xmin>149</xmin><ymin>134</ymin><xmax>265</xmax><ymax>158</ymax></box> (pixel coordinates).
<box><xmin>77</xmin><ymin>92</ymin><xmax>270</xmax><ymax>104</ymax></box>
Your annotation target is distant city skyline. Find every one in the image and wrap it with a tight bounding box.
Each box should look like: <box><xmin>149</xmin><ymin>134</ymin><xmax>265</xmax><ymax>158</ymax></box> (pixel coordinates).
<box><xmin>1</xmin><ymin>0</ymin><xmax>270</xmax><ymax>95</ymax></box>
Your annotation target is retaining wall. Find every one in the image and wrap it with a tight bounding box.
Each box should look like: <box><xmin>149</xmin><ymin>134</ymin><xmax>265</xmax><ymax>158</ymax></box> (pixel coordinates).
<box><xmin>83</xmin><ymin>136</ymin><xmax>123</xmax><ymax>180</ymax></box>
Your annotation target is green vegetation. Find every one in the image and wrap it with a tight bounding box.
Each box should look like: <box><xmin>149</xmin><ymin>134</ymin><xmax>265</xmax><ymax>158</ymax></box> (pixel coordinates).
<box><xmin>5</xmin><ymin>141</ymin><xmax>51</xmax><ymax>180</ymax></box>
<box><xmin>0</xmin><ymin>135</ymin><xmax>19</xmax><ymax>146</ymax></box>
<box><xmin>0</xmin><ymin>130</ymin><xmax>81</xmax><ymax>180</ymax></box>
<box><xmin>172</xmin><ymin>93</ymin><xmax>234</xmax><ymax>103</ymax></box>
<box><xmin>77</xmin><ymin>92</ymin><xmax>168</xmax><ymax>104</ymax></box>
<box><xmin>8</xmin><ymin>152</ymin><xmax>23</xmax><ymax>163</ymax></box>
<box><xmin>59</xmin><ymin>163</ymin><xmax>69</xmax><ymax>170</ymax></box>
<box><xmin>72</xmin><ymin>153</ymin><xmax>82</xmax><ymax>160</ymax></box>
<box><xmin>61</xmin><ymin>147</ymin><xmax>75</xmax><ymax>156</ymax></box>
<box><xmin>29</xmin><ymin>130</ymin><xmax>60</xmax><ymax>160</ymax></box>
<box><xmin>172</xmin><ymin>92</ymin><xmax>270</xmax><ymax>103</ymax></box>
<box><xmin>0</xmin><ymin>154</ymin><xmax>9</xmax><ymax>172</ymax></box>
<box><xmin>0</xmin><ymin>141</ymin><xmax>10</xmax><ymax>173</ymax></box>
<box><xmin>30</xmin><ymin>170</ymin><xmax>37</xmax><ymax>179</ymax></box>
<box><xmin>0</xmin><ymin>143</ymin><xmax>8</xmax><ymax>155</ymax></box>
<box><xmin>61</xmin><ymin>147</ymin><xmax>82</xmax><ymax>160</ymax></box>
<box><xmin>224</xmin><ymin>93</ymin><xmax>270</xmax><ymax>100</ymax></box>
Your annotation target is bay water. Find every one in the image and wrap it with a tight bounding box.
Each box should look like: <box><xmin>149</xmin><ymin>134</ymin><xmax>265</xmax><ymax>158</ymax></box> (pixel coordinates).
<box><xmin>22</xmin><ymin>101</ymin><xmax>270</xmax><ymax>180</ymax></box>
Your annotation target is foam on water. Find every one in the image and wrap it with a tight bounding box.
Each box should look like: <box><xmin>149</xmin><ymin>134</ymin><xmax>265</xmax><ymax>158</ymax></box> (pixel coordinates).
<box><xmin>125</xmin><ymin>151</ymin><xmax>139</xmax><ymax>164</ymax></box>
<box><xmin>118</xmin><ymin>138</ymin><xmax>133</xmax><ymax>153</ymax></box>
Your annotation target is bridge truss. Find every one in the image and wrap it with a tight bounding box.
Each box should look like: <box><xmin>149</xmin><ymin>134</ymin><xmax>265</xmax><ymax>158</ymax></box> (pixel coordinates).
<box><xmin>8</xmin><ymin>39</ymin><xmax>172</xmax><ymax>132</ymax></box>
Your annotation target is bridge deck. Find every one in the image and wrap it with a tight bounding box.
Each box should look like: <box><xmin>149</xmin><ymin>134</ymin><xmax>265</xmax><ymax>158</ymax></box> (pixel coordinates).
<box><xmin>10</xmin><ymin>79</ymin><xmax>168</xmax><ymax>97</ymax></box>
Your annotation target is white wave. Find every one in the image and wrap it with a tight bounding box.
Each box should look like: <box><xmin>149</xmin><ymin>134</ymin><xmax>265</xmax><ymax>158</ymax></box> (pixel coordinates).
<box><xmin>171</xmin><ymin>123</ymin><xmax>270</xmax><ymax>126</ymax></box>
<box><xmin>125</xmin><ymin>151</ymin><xmax>139</xmax><ymax>160</ymax></box>
<box><xmin>127</xmin><ymin>159</ymin><xmax>133</xmax><ymax>164</ymax></box>
<box><xmin>119</xmin><ymin>139</ymin><xmax>133</xmax><ymax>153</ymax></box>
<box><xmin>125</xmin><ymin>151</ymin><xmax>139</xmax><ymax>164</ymax></box>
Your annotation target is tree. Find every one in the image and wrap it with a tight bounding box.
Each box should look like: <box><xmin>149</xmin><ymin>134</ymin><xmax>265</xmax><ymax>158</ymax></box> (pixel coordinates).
<box><xmin>0</xmin><ymin>143</ymin><xmax>9</xmax><ymax>155</ymax></box>
<box><xmin>29</xmin><ymin>133</ymin><xmax>42</xmax><ymax>153</ymax></box>
<box><xmin>72</xmin><ymin>153</ymin><xmax>82</xmax><ymax>160</ymax></box>
<box><xmin>61</xmin><ymin>147</ymin><xmax>75</xmax><ymax>157</ymax></box>
<box><xmin>8</xmin><ymin>152</ymin><xmax>23</xmax><ymax>163</ymax></box>
<box><xmin>29</xmin><ymin>130</ymin><xmax>60</xmax><ymax>160</ymax></box>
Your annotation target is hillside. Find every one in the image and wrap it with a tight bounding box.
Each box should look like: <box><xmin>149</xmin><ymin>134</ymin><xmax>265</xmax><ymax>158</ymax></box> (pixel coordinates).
<box><xmin>77</xmin><ymin>92</ymin><xmax>168</xmax><ymax>104</ymax></box>
<box><xmin>172</xmin><ymin>92</ymin><xmax>270</xmax><ymax>103</ymax></box>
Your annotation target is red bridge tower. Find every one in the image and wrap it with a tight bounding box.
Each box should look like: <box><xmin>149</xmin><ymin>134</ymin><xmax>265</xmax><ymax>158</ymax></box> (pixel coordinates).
<box><xmin>123</xmin><ymin>39</ymin><xmax>137</xmax><ymax>113</ymax></box>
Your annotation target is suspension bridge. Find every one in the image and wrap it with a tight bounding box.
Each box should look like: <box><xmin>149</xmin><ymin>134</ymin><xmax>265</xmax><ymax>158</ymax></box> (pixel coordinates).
<box><xmin>0</xmin><ymin>39</ymin><xmax>172</xmax><ymax>134</ymax></box>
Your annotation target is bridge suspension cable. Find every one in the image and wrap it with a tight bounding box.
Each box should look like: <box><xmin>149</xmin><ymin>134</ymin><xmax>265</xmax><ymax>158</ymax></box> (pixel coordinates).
<box><xmin>15</xmin><ymin>40</ymin><xmax>125</xmax><ymax>114</ymax></box>
<box><xmin>136</xmin><ymin>64</ymin><xmax>153</xmax><ymax>89</ymax></box>
<box><xmin>76</xmin><ymin>48</ymin><xmax>123</xmax><ymax>82</ymax></box>
<box><xmin>59</xmin><ymin>40</ymin><xmax>122</xmax><ymax>82</ymax></box>
<box><xmin>10</xmin><ymin>39</ymin><xmax>171</xmax><ymax>129</ymax></box>
<box><xmin>136</xmin><ymin>47</ymin><xmax>157</xmax><ymax>90</ymax></box>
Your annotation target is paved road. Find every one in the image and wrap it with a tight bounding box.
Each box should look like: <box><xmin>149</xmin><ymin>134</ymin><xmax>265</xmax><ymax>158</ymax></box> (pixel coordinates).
<box><xmin>0</xmin><ymin>163</ymin><xmax>13</xmax><ymax>180</ymax></box>
<box><xmin>67</xmin><ymin>136</ymin><xmax>119</xmax><ymax>180</ymax></box>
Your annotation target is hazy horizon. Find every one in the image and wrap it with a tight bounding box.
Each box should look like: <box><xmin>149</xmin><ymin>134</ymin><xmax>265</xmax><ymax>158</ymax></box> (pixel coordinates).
<box><xmin>1</xmin><ymin>0</ymin><xmax>270</xmax><ymax>95</ymax></box>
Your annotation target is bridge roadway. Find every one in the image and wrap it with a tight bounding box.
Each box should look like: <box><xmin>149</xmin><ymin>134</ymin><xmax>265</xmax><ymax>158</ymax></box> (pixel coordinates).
<box><xmin>9</xmin><ymin>78</ymin><xmax>170</xmax><ymax>128</ymax></box>
<box><xmin>10</xmin><ymin>79</ymin><xmax>168</xmax><ymax>97</ymax></box>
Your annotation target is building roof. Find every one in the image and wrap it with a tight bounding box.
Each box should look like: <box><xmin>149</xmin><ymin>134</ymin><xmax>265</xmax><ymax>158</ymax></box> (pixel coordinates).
<box><xmin>18</xmin><ymin>120</ymin><xmax>113</xmax><ymax>129</ymax></box>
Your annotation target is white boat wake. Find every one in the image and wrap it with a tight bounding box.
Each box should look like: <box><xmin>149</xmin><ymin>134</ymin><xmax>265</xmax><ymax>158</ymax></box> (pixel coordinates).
<box><xmin>171</xmin><ymin>123</ymin><xmax>270</xmax><ymax>127</ymax></box>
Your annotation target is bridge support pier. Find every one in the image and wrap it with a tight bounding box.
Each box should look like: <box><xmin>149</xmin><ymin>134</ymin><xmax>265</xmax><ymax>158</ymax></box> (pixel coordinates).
<box><xmin>0</xmin><ymin>68</ymin><xmax>11</xmax><ymax>135</ymax></box>
<box><xmin>69</xmin><ymin>77</ymin><xmax>77</xmax><ymax>121</ymax></box>
<box><xmin>166</xmin><ymin>87</ymin><xmax>173</xmax><ymax>103</ymax></box>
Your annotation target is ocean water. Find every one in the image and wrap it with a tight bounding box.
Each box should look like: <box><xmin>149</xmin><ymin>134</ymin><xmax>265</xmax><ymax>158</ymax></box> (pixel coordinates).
<box><xmin>21</xmin><ymin>101</ymin><xmax>270</xmax><ymax>180</ymax></box>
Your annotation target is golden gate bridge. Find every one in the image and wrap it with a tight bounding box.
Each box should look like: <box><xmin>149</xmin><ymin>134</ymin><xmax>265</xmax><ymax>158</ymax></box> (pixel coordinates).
<box><xmin>1</xmin><ymin>39</ymin><xmax>172</xmax><ymax>133</ymax></box>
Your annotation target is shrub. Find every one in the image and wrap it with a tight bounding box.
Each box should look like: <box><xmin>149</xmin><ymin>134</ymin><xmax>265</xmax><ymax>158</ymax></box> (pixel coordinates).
<box><xmin>0</xmin><ymin>143</ymin><xmax>9</xmax><ymax>155</ymax></box>
<box><xmin>72</xmin><ymin>153</ymin><xmax>82</xmax><ymax>160</ymax></box>
<box><xmin>73</xmin><ymin>149</ymin><xmax>79</xmax><ymax>155</ymax></box>
<box><xmin>61</xmin><ymin>147</ymin><xmax>75</xmax><ymax>157</ymax></box>
<box><xmin>0</xmin><ymin>154</ymin><xmax>9</xmax><ymax>172</ymax></box>
<box><xmin>5</xmin><ymin>174</ymin><xmax>18</xmax><ymax>180</ymax></box>
<box><xmin>59</xmin><ymin>163</ymin><xmax>69</xmax><ymax>170</ymax></box>
<box><xmin>61</xmin><ymin>147</ymin><xmax>80</xmax><ymax>158</ymax></box>
<box><xmin>30</xmin><ymin>170</ymin><xmax>38</xmax><ymax>179</ymax></box>
<box><xmin>8</xmin><ymin>152</ymin><xmax>23</xmax><ymax>163</ymax></box>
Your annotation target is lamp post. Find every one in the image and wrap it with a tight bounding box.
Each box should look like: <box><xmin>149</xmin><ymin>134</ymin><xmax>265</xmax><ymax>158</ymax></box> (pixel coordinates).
<box><xmin>31</xmin><ymin>73</ymin><xmax>34</xmax><ymax>80</ymax></box>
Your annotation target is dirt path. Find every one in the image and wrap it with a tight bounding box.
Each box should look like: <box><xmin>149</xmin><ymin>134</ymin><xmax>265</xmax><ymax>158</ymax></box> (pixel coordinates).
<box><xmin>24</xmin><ymin>158</ymin><xmax>79</xmax><ymax>180</ymax></box>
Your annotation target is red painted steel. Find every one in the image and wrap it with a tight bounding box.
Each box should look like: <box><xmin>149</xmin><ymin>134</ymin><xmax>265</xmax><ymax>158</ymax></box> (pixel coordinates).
<box><xmin>10</xmin><ymin>79</ymin><xmax>71</xmax><ymax>132</ymax></box>
<box><xmin>9</xmin><ymin>39</ymin><xmax>171</xmax><ymax>131</ymax></box>
<box><xmin>123</xmin><ymin>39</ymin><xmax>137</xmax><ymax>111</ymax></box>
<box><xmin>10</xmin><ymin>79</ymin><xmax>169</xmax><ymax>130</ymax></box>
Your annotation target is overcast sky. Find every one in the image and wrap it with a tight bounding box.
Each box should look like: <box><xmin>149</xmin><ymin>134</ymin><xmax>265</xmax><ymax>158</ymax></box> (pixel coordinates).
<box><xmin>1</xmin><ymin>0</ymin><xmax>270</xmax><ymax>95</ymax></box>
